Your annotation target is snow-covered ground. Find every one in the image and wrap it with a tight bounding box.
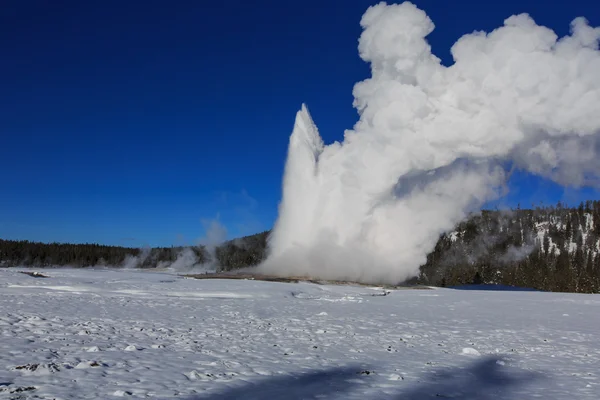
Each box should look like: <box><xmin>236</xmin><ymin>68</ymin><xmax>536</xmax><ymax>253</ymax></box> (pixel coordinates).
<box><xmin>1</xmin><ymin>268</ymin><xmax>598</xmax><ymax>399</ymax></box>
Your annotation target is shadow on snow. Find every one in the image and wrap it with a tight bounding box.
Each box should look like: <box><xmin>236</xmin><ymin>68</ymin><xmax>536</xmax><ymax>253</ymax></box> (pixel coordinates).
<box><xmin>184</xmin><ymin>356</ymin><xmax>542</xmax><ymax>400</ymax></box>
<box><xmin>184</xmin><ymin>366</ymin><xmax>362</xmax><ymax>400</ymax></box>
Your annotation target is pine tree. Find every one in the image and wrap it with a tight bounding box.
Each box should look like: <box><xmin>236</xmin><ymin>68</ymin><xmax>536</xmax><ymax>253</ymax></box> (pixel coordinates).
<box><xmin>543</xmin><ymin>232</ymin><xmax>550</xmax><ymax>256</ymax></box>
<box><xmin>554</xmin><ymin>250</ymin><xmax>573</xmax><ymax>292</ymax></box>
<box><xmin>578</xmin><ymin>202</ymin><xmax>585</xmax><ymax>220</ymax></box>
<box><xmin>586</xmin><ymin>251</ymin><xmax>595</xmax><ymax>276</ymax></box>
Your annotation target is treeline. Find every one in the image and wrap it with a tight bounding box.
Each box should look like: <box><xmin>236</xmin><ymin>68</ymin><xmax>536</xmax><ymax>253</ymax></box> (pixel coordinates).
<box><xmin>0</xmin><ymin>240</ymin><xmax>198</xmax><ymax>268</ymax></box>
<box><xmin>418</xmin><ymin>200</ymin><xmax>600</xmax><ymax>293</ymax></box>
<box><xmin>2</xmin><ymin>202</ymin><xmax>600</xmax><ymax>293</ymax></box>
<box><xmin>0</xmin><ymin>231</ymin><xmax>269</xmax><ymax>271</ymax></box>
<box><xmin>215</xmin><ymin>231</ymin><xmax>269</xmax><ymax>271</ymax></box>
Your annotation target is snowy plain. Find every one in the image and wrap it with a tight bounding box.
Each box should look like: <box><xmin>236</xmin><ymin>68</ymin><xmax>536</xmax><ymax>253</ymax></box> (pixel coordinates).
<box><xmin>0</xmin><ymin>268</ymin><xmax>598</xmax><ymax>399</ymax></box>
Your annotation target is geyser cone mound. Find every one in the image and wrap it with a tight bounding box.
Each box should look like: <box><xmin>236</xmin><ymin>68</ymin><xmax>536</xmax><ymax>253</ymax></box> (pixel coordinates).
<box><xmin>183</xmin><ymin>270</ymin><xmax>428</xmax><ymax>289</ymax></box>
<box><xmin>259</xmin><ymin>2</ymin><xmax>600</xmax><ymax>286</ymax></box>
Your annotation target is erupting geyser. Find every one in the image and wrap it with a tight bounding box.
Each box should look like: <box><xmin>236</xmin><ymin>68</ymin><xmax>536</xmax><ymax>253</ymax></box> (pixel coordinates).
<box><xmin>258</xmin><ymin>1</ymin><xmax>600</xmax><ymax>284</ymax></box>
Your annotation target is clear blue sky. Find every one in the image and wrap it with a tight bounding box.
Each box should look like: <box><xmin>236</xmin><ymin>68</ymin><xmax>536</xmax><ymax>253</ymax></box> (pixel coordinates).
<box><xmin>1</xmin><ymin>0</ymin><xmax>599</xmax><ymax>247</ymax></box>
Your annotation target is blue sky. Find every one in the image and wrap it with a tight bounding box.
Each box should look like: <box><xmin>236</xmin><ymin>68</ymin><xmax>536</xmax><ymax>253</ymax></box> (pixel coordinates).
<box><xmin>1</xmin><ymin>0</ymin><xmax>599</xmax><ymax>247</ymax></box>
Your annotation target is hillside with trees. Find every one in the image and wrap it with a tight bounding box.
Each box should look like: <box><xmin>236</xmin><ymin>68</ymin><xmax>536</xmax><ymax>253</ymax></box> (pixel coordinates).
<box><xmin>417</xmin><ymin>201</ymin><xmax>600</xmax><ymax>293</ymax></box>
<box><xmin>2</xmin><ymin>202</ymin><xmax>600</xmax><ymax>293</ymax></box>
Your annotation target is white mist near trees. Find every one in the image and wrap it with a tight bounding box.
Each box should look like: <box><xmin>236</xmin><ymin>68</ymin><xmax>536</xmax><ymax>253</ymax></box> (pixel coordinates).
<box><xmin>259</xmin><ymin>2</ymin><xmax>600</xmax><ymax>284</ymax></box>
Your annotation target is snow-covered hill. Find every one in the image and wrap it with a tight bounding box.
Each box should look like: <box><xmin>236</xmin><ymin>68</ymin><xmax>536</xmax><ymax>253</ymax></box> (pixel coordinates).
<box><xmin>420</xmin><ymin>202</ymin><xmax>600</xmax><ymax>293</ymax></box>
<box><xmin>1</xmin><ymin>268</ymin><xmax>598</xmax><ymax>399</ymax></box>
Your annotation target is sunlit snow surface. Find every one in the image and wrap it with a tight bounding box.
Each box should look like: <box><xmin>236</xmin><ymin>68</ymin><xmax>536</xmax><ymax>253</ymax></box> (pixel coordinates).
<box><xmin>1</xmin><ymin>268</ymin><xmax>599</xmax><ymax>399</ymax></box>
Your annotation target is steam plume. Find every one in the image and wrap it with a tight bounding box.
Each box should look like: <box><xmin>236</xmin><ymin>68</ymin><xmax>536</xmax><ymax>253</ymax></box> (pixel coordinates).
<box><xmin>121</xmin><ymin>246</ymin><xmax>151</xmax><ymax>269</ymax></box>
<box><xmin>166</xmin><ymin>217</ymin><xmax>227</xmax><ymax>272</ymax></box>
<box><xmin>199</xmin><ymin>217</ymin><xmax>228</xmax><ymax>266</ymax></box>
<box><xmin>259</xmin><ymin>2</ymin><xmax>600</xmax><ymax>284</ymax></box>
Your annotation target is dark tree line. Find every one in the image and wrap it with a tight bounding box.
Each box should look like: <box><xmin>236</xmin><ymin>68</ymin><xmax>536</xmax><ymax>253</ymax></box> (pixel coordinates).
<box><xmin>215</xmin><ymin>231</ymin><xmax>269</xmax><ymax>271</ymax></box>
<box><xmin>0</xmin><ymin>240</ymin><xmax>134</xmax><ymax>267</ymax></box>
<box><xmin>2</xmin><ymin>202</ymin><xmax>600</xmax><ymax>293</ymax></box>
<box><xmin>0</xmin><ymin>240</ymin><xmax>205</xmax><ymax>268</ymax></box>
<box><xmin>417</xmin><ymin>200</ymin><xmax>600</xmax><ymax>293</ymax></box>
<box><xmin>0</xmin><ymin>232</ymin><xmax>269</xmax><ymax>271</ymax></box>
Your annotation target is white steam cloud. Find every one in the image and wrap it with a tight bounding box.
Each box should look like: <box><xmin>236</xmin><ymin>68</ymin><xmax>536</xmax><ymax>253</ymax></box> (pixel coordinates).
<box><xmin>198</xmin><ymin>217</ymin><xmax>228</xmax><ymax>266</ymax></box>
<box><xmin>166</xmin><ymin>217</ymin><xmax>228</xmax><ymax>272</ymax></box>
<box><xmin>258</xmin><ymin>2</ymin><xmax>600</xmax><ymax>284</ymax></box>
<box><xmin>121</xmin><ymin>246</ymin><xmax>151</xmax><ymax>269</ymax></box>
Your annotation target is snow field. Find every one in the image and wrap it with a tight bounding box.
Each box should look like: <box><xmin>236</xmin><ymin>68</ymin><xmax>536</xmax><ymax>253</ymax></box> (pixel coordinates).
<box><xmin>0</xmin><ymin>268</ymin><xmax>599</xmax><ymax>399</ymax></box>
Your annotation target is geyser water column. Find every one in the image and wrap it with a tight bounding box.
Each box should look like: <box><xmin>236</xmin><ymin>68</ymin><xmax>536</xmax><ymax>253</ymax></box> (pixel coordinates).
<box><xmin>258</xmin><ymin>2</ymin><xmax>600</xmax><ymax>285</ymax></box>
